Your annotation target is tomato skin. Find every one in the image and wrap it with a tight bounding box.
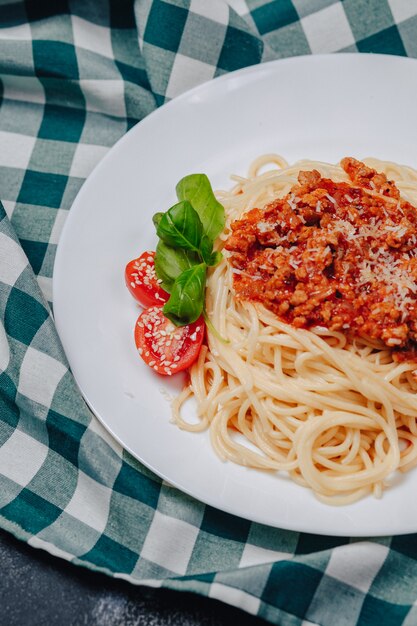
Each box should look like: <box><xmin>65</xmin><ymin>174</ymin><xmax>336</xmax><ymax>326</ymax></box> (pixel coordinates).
<box><xmin>125</xmin><ymin>251</ymin><xmax>169</xmax><ymax>307</ymax></box>
<box><xmin>134</xmin><ymin>306</ymin><xmax>205</xmax><ymax>375</ymax></box>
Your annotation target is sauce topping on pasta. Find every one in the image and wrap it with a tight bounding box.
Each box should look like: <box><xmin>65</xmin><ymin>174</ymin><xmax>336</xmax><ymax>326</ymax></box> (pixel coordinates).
<box><xmin>225</xmin><ymin>157</ymin><xmax>417</xmax><ymax>360</ymax></box>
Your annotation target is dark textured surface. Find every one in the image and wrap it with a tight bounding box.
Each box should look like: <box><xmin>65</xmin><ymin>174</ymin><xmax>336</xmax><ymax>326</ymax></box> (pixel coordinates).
<box><xmin>0</xmin><ymin>528</ymin><xmax>267</xmax><ymax>626</ymax></box>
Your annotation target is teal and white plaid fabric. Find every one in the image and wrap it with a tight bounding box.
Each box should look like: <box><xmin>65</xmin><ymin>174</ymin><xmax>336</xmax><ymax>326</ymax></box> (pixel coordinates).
<box><xmin>2</xmin><ymin>2</ymin><xmax>417</xmax><ymax>624</ymax></box>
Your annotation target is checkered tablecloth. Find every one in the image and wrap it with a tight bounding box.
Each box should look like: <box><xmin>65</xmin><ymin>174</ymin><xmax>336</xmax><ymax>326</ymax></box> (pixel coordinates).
<box><xmin>2</xmin><ymin>1</ymin><xmax>417</xmax><ymax>625</ymax></box>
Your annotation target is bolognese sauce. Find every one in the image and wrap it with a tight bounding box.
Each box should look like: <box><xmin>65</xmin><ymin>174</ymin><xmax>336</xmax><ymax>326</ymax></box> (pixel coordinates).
<box><xmin>225</xmin><ymin>157</ymin><xmax>417</xmax><ymax>360</ymax></box>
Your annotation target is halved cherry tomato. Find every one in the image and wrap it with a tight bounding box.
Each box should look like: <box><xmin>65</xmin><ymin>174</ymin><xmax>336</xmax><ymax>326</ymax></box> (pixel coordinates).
<box><xmin>125</xmin><ymin>251</ymin><xmax>169</xmax><ymax>307</ymax></box>
<box><xmin>135</xmin><ymin>306</ymin><xmax>205</xmax><ymax>376</ymax></box>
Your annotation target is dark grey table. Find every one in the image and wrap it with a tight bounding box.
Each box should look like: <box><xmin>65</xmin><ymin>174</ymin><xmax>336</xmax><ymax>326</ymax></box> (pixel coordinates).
<box><xmin>0</xmin><ymin>527</ymin><xmax>267</xmax><ymax>625</ymax></box>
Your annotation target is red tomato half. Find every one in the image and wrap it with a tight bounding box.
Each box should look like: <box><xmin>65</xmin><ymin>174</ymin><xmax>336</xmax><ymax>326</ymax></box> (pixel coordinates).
<box><xmin>135</xmin><ymin>306</ymin><xmax>205</xmax><ymax>376</ymax></box>
<box><xmin>125</xmin><ymin>251</ymin><xmax>169</xmax><ymax>307</ymax></box>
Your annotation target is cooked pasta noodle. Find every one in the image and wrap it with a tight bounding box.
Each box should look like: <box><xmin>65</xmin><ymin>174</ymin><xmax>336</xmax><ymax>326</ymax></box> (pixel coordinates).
<box><xmin>173</xmin><ymin>155</ymin><xmax>417</xmax><ymax>505</ymax></box>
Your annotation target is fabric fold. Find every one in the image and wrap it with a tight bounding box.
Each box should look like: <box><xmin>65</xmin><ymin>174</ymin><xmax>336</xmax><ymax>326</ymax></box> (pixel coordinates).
<box><xmin>134</xmin><ymin>0</ymin><xmax>266</xmax><ymax>104</ymax></box>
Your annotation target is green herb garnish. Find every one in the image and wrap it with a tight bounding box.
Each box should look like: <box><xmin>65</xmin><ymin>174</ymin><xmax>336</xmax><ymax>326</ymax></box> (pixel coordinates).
<box><xmin>153</xmin><ymin>174</ymin><xmax>225</xmax><ymax>326</ymax></box>
<box><xmin>162</xmin><ymin>263</ymin><xmax>207</xmax><ymax>325</ymax></box>
<box><xmin>154</xmin><ymin>241</ymin><xmax>199</xmax><ymax>293</ymax></box>
<box><xmin>176</xmin><ymin>174</ymin><xmax>225</xmax><ymax>241</ymax></box>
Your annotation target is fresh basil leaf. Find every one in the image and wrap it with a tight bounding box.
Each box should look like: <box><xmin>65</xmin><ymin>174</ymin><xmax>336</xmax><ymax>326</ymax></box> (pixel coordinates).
<box><xmin>176</xmin><ymin>174</ymin><xmax>225</xmax><ymax>241</ymax></box>
<box><xmin>199</xmin><ymin>234</ymin><xmax>213</xmax><ymax>265</ymax></box>
<box><xmin>208</xmin><ymin>250</ymin><xmax>223</xmax><ymax>266</ymax></box>
<box><xmin>154</xmin><ymin>241</ymin><xmax>199</xmax><ymax>293</ymax></box>
<box><xmin>163</xmin><ymin>263</ymin><xmax>206</xmax><ymax>326</ymax></box>
<box><xmin>156</xmin><ymin>200</ymin><xmax>203</xmax><ymax>252</ymax></box>
<box><xmin>200</xmin><ymin>234</ymin><xmax>223</xmax><ymax>267</ymax></box>
<box><xmin>152</xmin><ymin>212</ymin><xmax>164</xmax><ymax>230</ymax></box>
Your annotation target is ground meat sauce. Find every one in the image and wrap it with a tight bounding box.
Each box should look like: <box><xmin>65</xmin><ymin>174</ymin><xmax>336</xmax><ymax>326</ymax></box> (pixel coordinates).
<box><xmin>225</xmin><ymin>157</ymin><xmax>417</xmax><ymax>362</ymax></box>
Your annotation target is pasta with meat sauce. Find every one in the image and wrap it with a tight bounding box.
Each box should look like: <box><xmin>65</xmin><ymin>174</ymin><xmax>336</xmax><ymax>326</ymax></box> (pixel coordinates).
<box><xmin>173</xmin><ymin>154</ymin><xmax>417</xmax><ymax>505</ymax></box>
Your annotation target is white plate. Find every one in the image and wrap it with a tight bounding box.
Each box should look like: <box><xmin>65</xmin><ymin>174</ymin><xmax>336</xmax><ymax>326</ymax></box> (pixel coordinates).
<box><xmin>54</xmin><ymin>54</ymin><xmax>417</xmax><ymax>536</ymax></box>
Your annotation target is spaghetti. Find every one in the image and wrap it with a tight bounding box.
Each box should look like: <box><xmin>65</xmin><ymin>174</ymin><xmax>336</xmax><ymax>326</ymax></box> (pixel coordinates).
<box><xmin>173</xmin><ymin>155</ymin><xmax>417</xmax><ymax>505</ymax></box>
